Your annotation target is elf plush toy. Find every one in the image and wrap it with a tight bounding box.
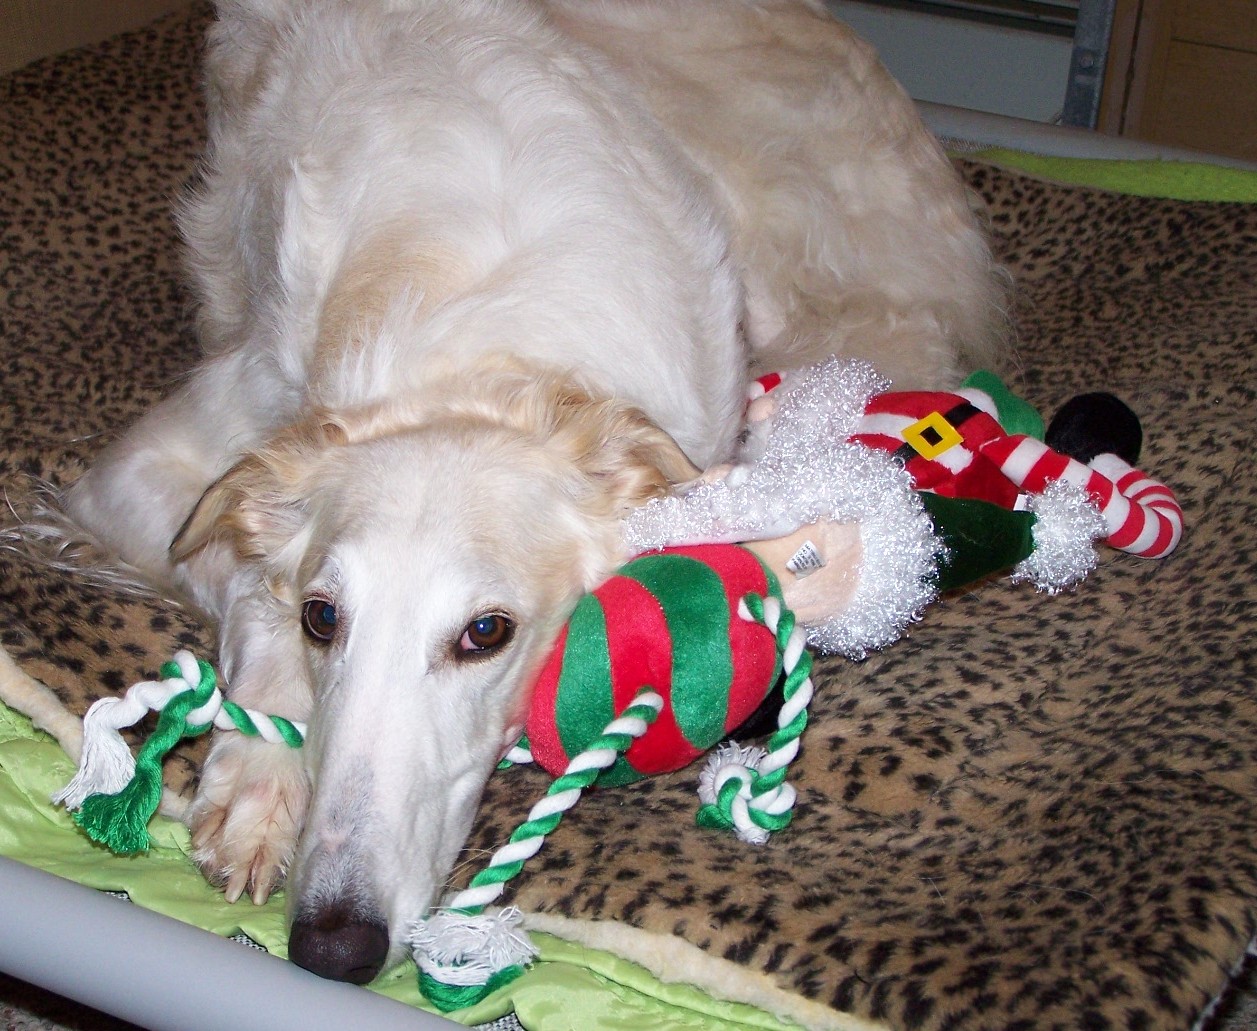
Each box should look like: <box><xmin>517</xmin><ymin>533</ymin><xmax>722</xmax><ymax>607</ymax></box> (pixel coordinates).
<box><xmin>849</xmin><ymin>371</ymin><xmax>1182</xmax><ymax>568</ymax></box>
<box><xmin>624</xmin><ymin>357</ymin><xmax>1183</xmax><ymax>658</ymax></box>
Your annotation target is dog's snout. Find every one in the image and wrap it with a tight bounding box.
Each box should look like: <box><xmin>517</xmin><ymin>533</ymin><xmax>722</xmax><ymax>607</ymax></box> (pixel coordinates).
<box><xmin>289</xmin><ymin>905</ymin><xmax>389</xmax><ymax>984</ymax></box>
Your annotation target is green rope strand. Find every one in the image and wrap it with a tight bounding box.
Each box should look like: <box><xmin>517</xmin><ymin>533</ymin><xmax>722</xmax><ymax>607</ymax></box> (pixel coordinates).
<box><xmin>74</xmin><ymin>658</ymin><xmax>217</xmax><ymax>854</ymax></box>
<box><xmin>449</xmin><ymin>690</ymin><xmax>663</xmax><ymax>916</ymax></box>
<box><xmin>194</xmin><ymin>700</ymin><xmax>305</xmax><ymax>747</ymax></box>
<box><xmin>411</xmin><ymin>690</ymin><xmax>663</xmax><ymax>1013</ymax></box>
<box><xmin>695</xmin><ymin>592</ymin><xmax>813</xmax><ymax>840</ymax></box>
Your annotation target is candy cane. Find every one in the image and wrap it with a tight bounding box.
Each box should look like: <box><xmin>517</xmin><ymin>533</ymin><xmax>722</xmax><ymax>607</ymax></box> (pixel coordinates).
<box><xmin>977</xmin><ymin>435</ymin><xmax>1183</xmax><ymax>558</ymax></box>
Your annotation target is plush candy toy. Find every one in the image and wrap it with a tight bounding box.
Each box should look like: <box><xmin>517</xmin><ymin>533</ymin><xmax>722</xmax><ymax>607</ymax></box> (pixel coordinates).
<box><xmin>526</xmin><ymin>543</ymin><xmax>785</xmax><ymax>785</ymax></box>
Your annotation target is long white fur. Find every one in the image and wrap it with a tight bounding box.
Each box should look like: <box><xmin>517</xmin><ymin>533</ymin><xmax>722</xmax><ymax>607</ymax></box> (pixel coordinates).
<box><xmin>44</xmin><ymin>0</ymin><xmax>1005</xmax><ymax>977</ymax></box>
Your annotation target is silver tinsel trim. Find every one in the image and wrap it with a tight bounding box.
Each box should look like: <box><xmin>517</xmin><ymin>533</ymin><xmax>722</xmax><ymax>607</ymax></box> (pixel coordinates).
<box><xmin>1011</xmin><ymin>479</ymin><xmax>1106</xmax><ymax>593</ymax></box>
<box><xmin>623</xmin><ymin>358</ymin><xmax>941</xmax><ymax>658</ymax></box>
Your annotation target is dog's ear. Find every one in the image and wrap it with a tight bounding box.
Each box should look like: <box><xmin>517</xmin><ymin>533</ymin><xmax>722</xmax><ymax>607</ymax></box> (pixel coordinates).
<box><xmin>549</xmin><ymin>387</ymin><xmax>700</xmax><ymax>517</ymax></box>
<box><xmin>170</xmin><ymin>420</ymin><xmax>341</xmax><ymax>564</ymax></box>
<box><xmin>170</xmin><ymin>452</ymin><xmax>302</xmax><ymax>565</ymax></box>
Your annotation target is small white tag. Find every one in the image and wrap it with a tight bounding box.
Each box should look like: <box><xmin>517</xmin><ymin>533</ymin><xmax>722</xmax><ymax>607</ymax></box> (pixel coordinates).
<box><xmin>786</xmin><ymin>540</ymin><xmax>826</xmax><ymax>578</ymax></box>
<box><xmin>1013</xmin><ymin>492</ymin><xmax>1033</xmax><ymax>512</ymax></box>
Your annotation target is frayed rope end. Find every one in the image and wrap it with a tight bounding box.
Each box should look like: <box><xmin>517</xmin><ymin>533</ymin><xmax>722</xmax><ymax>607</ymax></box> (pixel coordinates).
<box><xmin>71</xmin><ymin>763</ymin><xmax>162</xmax><ymax>854</ymax></box>
<box><xmin>410</xmin><ymin>906</ymin><xmax>537</xmax><ymax>1012</ymax></box>
<box><xmin>55</xmin><ymin>652</ymin><xmax>218</xmax><ymax>854</ymax></box>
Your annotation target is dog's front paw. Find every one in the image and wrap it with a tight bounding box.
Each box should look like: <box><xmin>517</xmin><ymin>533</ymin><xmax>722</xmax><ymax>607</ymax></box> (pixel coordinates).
<box><xmin>187</xmin><ymin>732</ymin><xmax>309</xmax><ymax>905</ymax></box>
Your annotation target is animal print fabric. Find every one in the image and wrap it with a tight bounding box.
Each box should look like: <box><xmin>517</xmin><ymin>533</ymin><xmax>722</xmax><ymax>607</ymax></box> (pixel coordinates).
<box><xmin>1</xmin><ymin>6</ymin><xmax>1255</xmax><ymax>1030</ymax></box>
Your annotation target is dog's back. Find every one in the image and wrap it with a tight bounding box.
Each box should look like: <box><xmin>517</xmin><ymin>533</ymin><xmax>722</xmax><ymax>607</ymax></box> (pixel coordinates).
<box><xmin>552</xmin><ymin>0</ymin><xmax>1008</xmax><ymax>387</ymax></box>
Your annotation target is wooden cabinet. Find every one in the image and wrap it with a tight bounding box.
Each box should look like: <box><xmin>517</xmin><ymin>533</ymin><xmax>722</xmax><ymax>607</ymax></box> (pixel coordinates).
<box><xmin>1101</xmin><ymin>0</ymin><xmax>1257</xmax><ymax>161</ymax></box>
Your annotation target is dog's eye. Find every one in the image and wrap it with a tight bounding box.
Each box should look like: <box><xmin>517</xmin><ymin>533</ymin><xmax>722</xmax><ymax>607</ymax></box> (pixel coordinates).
<box><xmin>457</xmin><ymin>613</ymin><xmax>515</xmax><ymax>658</ymax></box>
<box><xmin>301</xmin><ymin>599</ymin><xmax>338</xmax><ymax>643</ymax></box>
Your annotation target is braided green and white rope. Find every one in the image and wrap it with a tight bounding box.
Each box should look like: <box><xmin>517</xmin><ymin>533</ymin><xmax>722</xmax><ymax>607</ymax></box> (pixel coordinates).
<box><xmin>409</xmin><ymin>689</ymin><xmax>663</xmax><ymax>1012</ymax></box>
<box><xmin>696</xmin><ymin>593</ymin><xmax>813</xmax><ymax>844</ymax></box>
<box><xmin>55</xmin><ymin>650</ymin><xmax>305</xmax><ymax>854</ymax></box>
<box><xmin>497</xmin><ymin>741</ymin><xmax>534</xmax><ymax>769</ymax></box>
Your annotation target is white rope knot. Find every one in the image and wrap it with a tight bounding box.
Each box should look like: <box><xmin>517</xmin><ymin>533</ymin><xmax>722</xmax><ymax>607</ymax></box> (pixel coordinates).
<box><xmin>697</xmin><ymin>742</ymin><xmax>798</xmax><ymax>846</ymax></box>
<box><xmin>54</xmin><ymin>650</ymin><xmax>308</xmax><ymax>814</ymax></box>
<box><xmin>53</xmin><ymin>651</ymin><xmax>204</xmax><ymax>810</ymax></box>
<box><xmin>693</xmin><ymin>592</ymin><xmax>814</xmax><ymax>845</ymax></box>
<box><xmin>409</xmin><ymin>906</ymin><xmax>538</xmax><ymax>987</ymax></box>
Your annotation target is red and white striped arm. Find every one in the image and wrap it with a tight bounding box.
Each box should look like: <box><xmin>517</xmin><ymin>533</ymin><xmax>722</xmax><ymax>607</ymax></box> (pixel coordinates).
<box><xmin>1088</xmin><ymin>452</ymin><xmax>1184</xmax><ymax>558</ymax></box>
<box><xmin>976</xmin><ymin>435</ymin><xmax>1184</xmax><ymax>559</ymax></box>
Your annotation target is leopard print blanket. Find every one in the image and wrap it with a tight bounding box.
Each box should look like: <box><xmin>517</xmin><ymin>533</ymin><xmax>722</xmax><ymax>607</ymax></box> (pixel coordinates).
<box><xmin>2</xmin><ymin>6</ymin><xmax>1255</xmax><ymax>1030</ymax></box>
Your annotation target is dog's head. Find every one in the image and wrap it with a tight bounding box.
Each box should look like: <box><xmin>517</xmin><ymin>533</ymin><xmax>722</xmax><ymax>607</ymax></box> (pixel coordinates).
<box><xmin>172</xmin><ymin>368</ymin><xmax>697</xmax><ymax>981</ymax></box>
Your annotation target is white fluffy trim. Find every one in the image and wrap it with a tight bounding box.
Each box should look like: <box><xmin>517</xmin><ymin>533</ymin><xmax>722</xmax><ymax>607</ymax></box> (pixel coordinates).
<box><xmin>1011</xmin><ymin>480</ymin><xmax>1106</xmax><ymax>593</ymax></box>
<box><xmin>623</xmin><ymin>358</ymin><xmax>940</xmax><ymax>657</ymax></box>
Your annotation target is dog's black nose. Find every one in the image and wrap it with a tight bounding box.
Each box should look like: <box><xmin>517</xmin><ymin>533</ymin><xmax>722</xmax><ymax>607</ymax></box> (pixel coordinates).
<box><xmin>289</xmin><ymin>906</ymin><xmax>389</xmax><ymax>984</ymax></box>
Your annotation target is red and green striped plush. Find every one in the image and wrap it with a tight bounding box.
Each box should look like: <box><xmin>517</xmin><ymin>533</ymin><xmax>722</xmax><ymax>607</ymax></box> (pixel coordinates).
<box><xmin>526</xmin><ymin>544</ymin><xmax>785</xmax><ymax>787</ymax></box>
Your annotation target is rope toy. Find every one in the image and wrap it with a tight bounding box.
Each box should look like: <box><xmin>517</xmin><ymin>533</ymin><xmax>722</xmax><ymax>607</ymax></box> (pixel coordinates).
<box><xmin>55</xmin><ymin>651</ymin><xmax>305</xmax><ymax>854</ymax></box>
<box><xmin>53</xmin><ymin>361</ymin><xmax>1184</xmax><ymax>1010</ymax></box>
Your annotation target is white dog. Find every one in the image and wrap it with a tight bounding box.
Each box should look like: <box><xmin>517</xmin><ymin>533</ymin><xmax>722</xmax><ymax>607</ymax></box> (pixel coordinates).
<box><xmin>57</xmin><ymin>0</ymin><xmax>1005</xmax><ymax>983</ymax></box>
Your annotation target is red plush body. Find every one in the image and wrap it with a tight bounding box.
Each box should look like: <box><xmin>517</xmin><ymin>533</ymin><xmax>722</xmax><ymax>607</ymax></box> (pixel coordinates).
<box><xmin>526</xmin><ymin>545</ymin><xmax>784</xmax><ymax>786</ymax></box>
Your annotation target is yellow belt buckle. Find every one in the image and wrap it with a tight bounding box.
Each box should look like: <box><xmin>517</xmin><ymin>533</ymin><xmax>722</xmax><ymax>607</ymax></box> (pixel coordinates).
<box><xmin>902</xmin><ymin>410</ymin><xmax>963</xmax><ymax>459</ymax></box>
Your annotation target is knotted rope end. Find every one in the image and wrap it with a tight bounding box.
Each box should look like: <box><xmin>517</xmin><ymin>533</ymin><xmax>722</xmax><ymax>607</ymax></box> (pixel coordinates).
<box><xmin>410</xmin><ymin>906</ymin><xmax>537</xmax><ymax>1011</ymax></box>
<box><xmin>55</xmin><ymin>651</ymin><xmax>219</xmax><ymax>854</ymax></box>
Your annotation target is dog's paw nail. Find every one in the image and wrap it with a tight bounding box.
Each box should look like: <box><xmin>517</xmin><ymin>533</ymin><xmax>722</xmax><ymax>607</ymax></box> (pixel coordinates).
<box><xmin>186</xmin><ymin>734</ymin><xmax>307</xmax><ymax>905</ymax></box>
<box><xmin>248</xmin><ymin>857</ymin><xmax>282</xmax><ymax>904</ymax></box>
<box><xmin>224</xmin><ymin>869</ymin><xmax>250</xmax><ymax>904</ymax></box>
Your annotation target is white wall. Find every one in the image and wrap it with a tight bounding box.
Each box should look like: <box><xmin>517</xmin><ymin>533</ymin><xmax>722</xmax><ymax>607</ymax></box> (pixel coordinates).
<box><xmin>827</xmin><ymin>1</ymin><xmax>1075</xmax><ymax>123</ymax></box>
